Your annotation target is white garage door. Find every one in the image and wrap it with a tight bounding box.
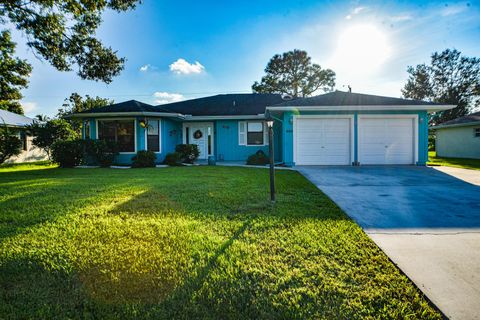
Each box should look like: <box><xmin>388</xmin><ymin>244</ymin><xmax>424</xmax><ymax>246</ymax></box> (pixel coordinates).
<box><xmin>295</xmin><ymin>117</ymin><xmax>351</xmax><ymax>165</ymax></box>
<box><xmin>359</xmin><ymin>117</ymin><xmax>415</xmax><ymax>165</ymax></box>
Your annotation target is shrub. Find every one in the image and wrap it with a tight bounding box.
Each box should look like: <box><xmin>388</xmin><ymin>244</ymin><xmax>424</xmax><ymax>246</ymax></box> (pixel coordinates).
<box><xmin>51</xmin><ymin>140</ymin><xmax>84</xmax><ymax>168</ymax></box>
<box><xmin>132</xmin><ymin>150</ymin><xmax>156</xmax><ymax>168</ymax></box>
<box><xmin>84</xmin><ymin>139</ymin><xmax>119</xmax><ymax>167</ymax></box>
<box><xmin>246</xmin><ymin>150</ymin><xmax>269</xmax><ymax>165</ymax></box>
<box><xmin>0</xmin><ymin>126</ymin><xmax>22</xmax><ymax>164</ymax></box>
<box><xmin>28</xmin><ymin>118</ymin><xmax>78</xmax><ymax>159</ymax></box>
<box><xmin>164</xmin><ymin>152</ymin><xmax>182</xmax><ymax>166</ymax></box>
<box><xmin>175</xmin><ymin>144</ymin><xmax>200</xmax><ymax>164</ymax></box>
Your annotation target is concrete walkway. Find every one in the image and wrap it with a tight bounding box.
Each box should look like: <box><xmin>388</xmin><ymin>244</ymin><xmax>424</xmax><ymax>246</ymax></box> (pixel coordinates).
<box><xmin>297</xmin><ymin>166</ymin><xmax>480</xmax><ymax>320</ymax></box>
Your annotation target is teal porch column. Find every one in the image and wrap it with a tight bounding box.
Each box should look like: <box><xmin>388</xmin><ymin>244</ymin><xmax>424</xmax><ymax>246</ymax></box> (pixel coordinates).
<box><xmin>136</xmin><ymin>117</ymin><xmax>146</xmax><ymax>152</ymax></box>
<box><xmin>282</xmin><ymin>111</ymin><xmax>295</xmax><ymax>166</ymax></box>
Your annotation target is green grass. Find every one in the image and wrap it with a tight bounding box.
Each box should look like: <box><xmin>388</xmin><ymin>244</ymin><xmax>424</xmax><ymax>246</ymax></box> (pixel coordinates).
<box><xmin>0</xmin><ymin>165</ymin><xmax>440</xmax><ymax>319</ymax></box>
<box><xmin>428</xmin><ymin>151</ymin><xmax>480</xmax><ymax>170</ymax></box>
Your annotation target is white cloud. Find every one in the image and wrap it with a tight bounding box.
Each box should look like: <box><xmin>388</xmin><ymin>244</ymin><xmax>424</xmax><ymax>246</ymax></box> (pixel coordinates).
<box><xmin>21</xmin><ymin>101</ymin><xmax>37</xmax><ymax>114</ymax></box>
<box><xmin>169</xmin><ymin>58</ymin><xmax>205</xmax><ymax>74</ymax></box>
<box><xmin>353</xmin><ymin>7</ymin><xmax>365</xmax><ymax>15</ymax></box>
<box><xmin>139</xmin><ymin>64</ymin><xmax>151</xmax><ymax>72</ymax></box>
<box><xmin>346</xmin><ymin>6</ymin><xmax>366</xmax><ymax>19</ymax></box>
<box><xmin>440</xmin><ymin>3</ymin><xmax>468</xmax><ymax>17</ymax></box>
<box><xmin>153</xmin><ymin>92</ymin><xmax>184</xmax><ymax>104</ymax></box>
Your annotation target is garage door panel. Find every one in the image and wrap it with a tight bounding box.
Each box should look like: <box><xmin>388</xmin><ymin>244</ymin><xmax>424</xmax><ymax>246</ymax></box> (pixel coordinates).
<box><xmin>295</xmin><ymin>118</ymin><xmax>351</xmax><ymax>165</ymax></box>
<box><xmin>359</xmin><ymin>117</ymin><xmax>415</xmax><ymax>165</ymax></box>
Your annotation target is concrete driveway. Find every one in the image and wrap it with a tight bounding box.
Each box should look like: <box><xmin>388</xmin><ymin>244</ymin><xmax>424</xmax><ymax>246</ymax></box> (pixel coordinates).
<box><xmin>297</xmin><ymin>166</ymin><xmax>480</xmax><ymax>320</ymax></box>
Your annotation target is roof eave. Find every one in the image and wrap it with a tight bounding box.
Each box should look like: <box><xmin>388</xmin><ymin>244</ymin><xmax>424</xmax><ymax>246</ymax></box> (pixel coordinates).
<box><xmin>65</xmin><ymin>111</ymin><xmax>186</xmax><ymax>119</ymax></box>
<box><xmin>430</xmin><ymin>120</ymin><xmax>480</xmax><ymax>130</ymax></box>
<box><xmin>266</xmin><ymin>105</ymin><xmax>456</xmax><ymax>112</ymax></box>
<box><xmin>183</xmin><ymin>114</ymin><xmax>266</xmax><ymax>121</ymax></box>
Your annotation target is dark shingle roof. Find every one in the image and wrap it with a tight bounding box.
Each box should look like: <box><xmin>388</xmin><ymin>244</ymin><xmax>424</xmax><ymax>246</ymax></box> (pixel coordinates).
<box><xmin>158</xmin><ymin>94</ymin><xmax>286</xmax><ymax>116</ymax></box>
<box><xmin>272</xmin><ymin>90</ymin><xmax>440</xmax><ymax>107</ymax></box>
<box><xmin>433</xmin><ymin>111</ymin><xmax>480</xmax><ymax>128</ymax></box>
<box><xmin>77</xmin><ymin>100</ymin><xmax>165</xmax><ymax>114</ymax></box>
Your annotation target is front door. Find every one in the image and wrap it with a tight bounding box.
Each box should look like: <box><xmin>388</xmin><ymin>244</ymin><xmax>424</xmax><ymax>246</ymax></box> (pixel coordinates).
<box><xmin>190</xmin><ymin>125</ymin><xmax>207</xmax><ymax>159</ymax></box>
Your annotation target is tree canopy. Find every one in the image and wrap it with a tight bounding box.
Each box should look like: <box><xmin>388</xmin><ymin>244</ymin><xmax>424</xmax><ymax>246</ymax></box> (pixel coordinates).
<box><xmin>0</xmin><ymin>30</ymin><xmax>32</xmax><ymax>115</ymax></box>
<box><xmin>252</xmin><ymin>49</ymin><xmax>335</xmax><ymax>97</ymax></box>
<box><xmin>402</xmin><ymin>49</ymin><xmax>480</xmax><ymax>125</ymax></box>
<box><xmin>57</xmin><ymin>93</ymin><xmax>113</xmax><ymax>134</ymax></box>
<box><xmin>0</xmin><ymin>125</ymin><xmax>22</xmax><ymax>164</ymax></box>
<box><xmin>0</xmin><ymin>0</ymin><xmax>141</xmax><ymax>83</ymax></box>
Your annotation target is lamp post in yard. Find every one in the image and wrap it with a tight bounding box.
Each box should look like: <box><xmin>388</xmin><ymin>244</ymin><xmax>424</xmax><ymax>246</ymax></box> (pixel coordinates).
<box><xmin>266</xmin><ymin>119</ymin><xmax>275</xmax><ymax>203</ymax></box>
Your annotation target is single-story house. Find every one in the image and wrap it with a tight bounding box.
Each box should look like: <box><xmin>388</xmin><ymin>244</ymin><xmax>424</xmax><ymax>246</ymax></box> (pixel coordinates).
<box><xmin>0</xmin><ymin>109</ymin><xmax>48</xmax><ymax>163</ymax></box>
<box><xmin>430</xmin><ymin>111</ymin><xmax>480</xmax><ymax>159</ymax></box>
<box><xmin>67</xmin><ymin>91</ymin><xmax>454</xmax><ymax>166</ymax></box>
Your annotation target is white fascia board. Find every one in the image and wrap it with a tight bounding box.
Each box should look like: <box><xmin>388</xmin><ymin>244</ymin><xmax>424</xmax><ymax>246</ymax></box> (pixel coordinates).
<box><xmin>266</xmin><ymin>105</ymin><xmax>456</xmax><ymax>112</ymax></box>
<box><xmin>430</xmin><ymin>120</ymin><xmax>480</xmax><ymax>130</ymax></box>
<box><xmin>65</xmin><ymin>112</ymin><xmax>185</xmax><ymax>119</ymax></box>
<box><xmin>183</xmin><ymin>114</ymin><xmax>266</xmax><ymax>121</ymax></box>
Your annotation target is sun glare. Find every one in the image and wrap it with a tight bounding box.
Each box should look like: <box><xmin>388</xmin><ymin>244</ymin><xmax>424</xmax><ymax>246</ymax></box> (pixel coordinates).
<box><xmin>330</xmin><ymin>24</ymin><xmax>391</xmax><ymax>75</ymax></box>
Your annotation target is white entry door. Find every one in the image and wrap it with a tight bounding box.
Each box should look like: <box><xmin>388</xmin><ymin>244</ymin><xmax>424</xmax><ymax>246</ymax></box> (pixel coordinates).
<box><xmin>184</xmin><ymin>123</ymin><xmax>213</xmax><ymax>160</ymax></box>
<box><xmin>359</xmin><ymin>117</ymin><xmax>416</xmax><ymax>165</ymax></box>
<box><xmin>190</xmin><ymin>126</ymin><xmax>207</xmax><ymax>159</ymax></box>
<box><xmin>295</xmin><ymin>117</ymin><xmax>352</xmax><ymax>165</ymax></box>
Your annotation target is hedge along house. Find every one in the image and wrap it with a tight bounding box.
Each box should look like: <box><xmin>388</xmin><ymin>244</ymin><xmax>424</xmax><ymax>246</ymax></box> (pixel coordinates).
<box><xmin>68</xmin><ymin>91</ymin><xmax>454</xmax><ymax>166</ymax></box>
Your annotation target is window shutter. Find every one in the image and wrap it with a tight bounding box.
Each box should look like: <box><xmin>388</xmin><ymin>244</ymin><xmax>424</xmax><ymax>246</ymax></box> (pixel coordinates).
<box><xmin>263</xmin><ymin>122</ymin><xmax>268</xmax><ymax>146</ymax></box>
<box><xmin>238</xmin><ymin>121</ymin><xmax>246</xmax><ymax>145</ymax></box>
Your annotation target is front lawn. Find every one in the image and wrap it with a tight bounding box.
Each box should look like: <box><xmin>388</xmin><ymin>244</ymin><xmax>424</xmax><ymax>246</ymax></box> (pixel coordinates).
<box><xmin>0</xmin><ymin>165</ymin><xmax>440</xmax><ymax>319</ymax></box>
<box><xmin>428</xmin><ymin>151</ymin><xmax>480</xmax><ymax>170</ymax></box>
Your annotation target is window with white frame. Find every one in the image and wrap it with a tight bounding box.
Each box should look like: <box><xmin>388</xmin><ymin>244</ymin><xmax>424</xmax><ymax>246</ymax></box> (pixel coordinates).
<box><xmin>98</xmin><ymin>120</ymin><xmax>135</xmax><ymax>152</ymax></box>
<box><xmin>474</xmin><ymin>128</ymin><xmax>480</xmax><ymax>138</ymax></box>
<box><xmin>147</xmin><ymin>119</ymin><xmax>161</xmax><ymax>152</ymax></box>
<box><xmin>238</xmin><ymin>121</ymin><xmax>268</xmax><ymax>146</ymax></box>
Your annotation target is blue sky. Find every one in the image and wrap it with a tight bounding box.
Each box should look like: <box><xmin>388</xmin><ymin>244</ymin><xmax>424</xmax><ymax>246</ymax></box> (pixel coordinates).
<box><xmin>11</xmin><ymin>0</ymin><xmax>480</xmax><ymax>117</ymax></box>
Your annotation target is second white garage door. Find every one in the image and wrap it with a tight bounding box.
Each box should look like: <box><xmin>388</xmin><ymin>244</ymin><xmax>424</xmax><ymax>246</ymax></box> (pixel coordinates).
<box><xmin>359</xmin><ymin>117</ymin><xmax>416</xmax><ymax>165</ymax></box>
<box><xmin>295</xmin><ymin>117</ymin><xmax>352</xmax><ymax>165</ymax></box>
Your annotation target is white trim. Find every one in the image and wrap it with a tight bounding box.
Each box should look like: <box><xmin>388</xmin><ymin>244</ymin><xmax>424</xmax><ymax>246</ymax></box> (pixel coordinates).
<box><xmin>267</xmin><ymin>104</ymin><xmax>455</xmax><ymax>112</ymax></box>
<box><xmin>184</xmin><ymin>114</ymin><xmax>266</xmax><ymax>121</ymax></box>
<box><xmin>293</xmin><ymin>114</ymin><xmax>354</xmax><ymax>165</ymax></box>
<box><xmin>95</xmin><ymin>118</ymin><xmax>137</xmax><ymax>154</ymax></box>
<box><xmin>68</xmin><ymin>112</ymin><xmax>184</xmax><ymax>119</ymax></box>
<box><xmin>239</xmin><ymin>120</ymin><xmax>268</xmax><ymax>146</ymax></box>
<box><xmin>357</xmin><ymin>114</ymin><xmax>418</xmax><ymax>165</ymax></box>
<box><xmin>182</xmin><ymin>122</ymin><xmax>214</xmax><ymax>158</ymax></box>
<box><xmin>145</xmin><ymin>118</ymin><xmax>162</xmax><ymax>153</ymax></box>
<box><xmin>430</xmin><ymin>120</ymin><xmax>480</xmax><ymax>130</ymax></box>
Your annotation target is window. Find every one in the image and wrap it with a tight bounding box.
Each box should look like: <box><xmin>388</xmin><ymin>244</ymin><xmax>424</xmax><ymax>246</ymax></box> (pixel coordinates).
<box><xmin>84</xmin><ymin>120</ymin><xmax>90</xmax><ymax>139</ymax></box>
<box><xmin>239</xmin><ymin>121</ymin><xmax>268</xmax><ymax>146</ymax></box>
<box><xmin>20</xmin><ymin>131</ymin><xmax>28</xmax><ymax>151</ymax></box>
<box><xmin>147</xmin><ymin>120</ymin><xmax>160</xmax><ymax>152</ymax></box>
<box><xmin>475</xmin><ymin>128</ymin><xmax>480</xmax><ymax>138</ymax></box>
<box><xmin>98</xmin><ymin>120</ymin><xmax>135</xmax><ymax>152</ymax></box>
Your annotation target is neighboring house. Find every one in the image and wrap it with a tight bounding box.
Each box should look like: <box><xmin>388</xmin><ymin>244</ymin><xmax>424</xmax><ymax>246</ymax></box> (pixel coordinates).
<box><xmin>430</xmin><ymin>111</ymin><xmax>480</xmax><ymax>159</ymax></box>
<box><xmin>68</xmin><ymin>91</ymin><xmax>454</xmax><ymax>166</ymax></box>
<box><xmin>0</xmin><ymin>109</ymin><xmax>48</xmax><ymax>163</ymax></box>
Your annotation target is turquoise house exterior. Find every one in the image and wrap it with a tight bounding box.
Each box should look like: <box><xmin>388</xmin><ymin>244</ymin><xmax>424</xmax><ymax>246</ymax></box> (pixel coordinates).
<box><xmin>70</xmin><ymin>91</ymin><xmax>453</xmax><ymax>166</ymax></box>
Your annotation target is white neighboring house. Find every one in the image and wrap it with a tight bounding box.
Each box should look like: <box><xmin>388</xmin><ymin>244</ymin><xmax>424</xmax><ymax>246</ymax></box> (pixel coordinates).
<box><xmin>0</xmin><ymin>109</ymin><xmax>48</xmax><ymax>163</ymax></box>
<box><xmin>431</xmin><ymin>111</ymin><xmax>480</xmax><ymax>159</ymax></box>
